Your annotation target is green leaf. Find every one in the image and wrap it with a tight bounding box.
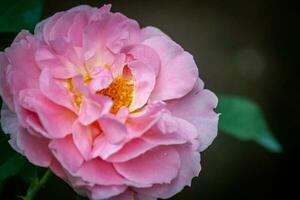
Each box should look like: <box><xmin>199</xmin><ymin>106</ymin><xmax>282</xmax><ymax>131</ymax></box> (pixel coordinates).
<box><xmin>0</xmin><ymin>0</ymin><xmax>44</xmax><ymax>32</ymax></box>
<box><xmin>0</xmin><ymin>154</ymin><xmax>26</xmax><ymax>183</ymax></box>
<box><xmin>216</xmin><ymin>95</ymin><xmax>282</xmax><ymax>153</ymax></box>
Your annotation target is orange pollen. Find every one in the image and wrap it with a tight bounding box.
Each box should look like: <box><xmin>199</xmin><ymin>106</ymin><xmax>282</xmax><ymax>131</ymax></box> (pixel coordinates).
<box><xmin>99</xmin><ymin>76</ymin><xmax>134</xmax><ymax>114</ymax></box>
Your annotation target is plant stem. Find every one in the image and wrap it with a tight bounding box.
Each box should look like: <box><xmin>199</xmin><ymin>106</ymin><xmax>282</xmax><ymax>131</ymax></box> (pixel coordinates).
<box><xmin>24</xmin><ymin>170</ymin><xmax>52</xmax><ymax>200</ymax></box>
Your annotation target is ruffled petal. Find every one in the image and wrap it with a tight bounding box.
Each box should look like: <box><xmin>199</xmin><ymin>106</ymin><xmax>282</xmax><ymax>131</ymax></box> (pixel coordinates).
<box><xmin>167</xmin><ymin>79</ymin><xmax>219</xmax><ymax>151</ymax></box>
<box><xmin>49</xmin><ymin>135</ymin><xmax>84</xmax><ymax>173</ymax></box>
<box><xmin>17</xmin><ymin>128</ymin><xmax>52</xmax><ymax>167</ymax></box>
<box><xmin>114</xmin><ymin>146</ymin><xmax>180</xmax><ymax>185</ymax></box>
<box><xmin>143</xmin><ymin>36</ymin><xmax>198</xmax><ymax>101</ymax></box>
<box><xmin>19</xmin><ymin>89</ymin><xmax>76</xmax><ymax>139</ymax></box>
<box><xmin>135</xmin><ymin>145</ymin><xmax>201</xmax><ymax>199</ymax></box>
<box><xmin>128</xmin><ymin>61</ymin><xmax>156</xmax><ymax>111</ymax></box>
<box><xmin>76</xmin><ymin>158</ymin><xmax>126</xmax><ymax>186</ymax></box>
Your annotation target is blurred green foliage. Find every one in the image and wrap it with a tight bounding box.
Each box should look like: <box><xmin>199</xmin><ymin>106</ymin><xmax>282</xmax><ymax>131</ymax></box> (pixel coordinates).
<box><xmin>217</xmin><ymin>96</ymin><xmax>282</xmax><ymax>153</ymax></box>
<box><xmin>0</xmin><ymin>0</ymin><xmax>44</xmax><ymax>32</ymax></box>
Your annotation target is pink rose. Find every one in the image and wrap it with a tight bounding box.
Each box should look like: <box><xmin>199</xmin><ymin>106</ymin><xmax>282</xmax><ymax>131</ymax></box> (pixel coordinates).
<box><xmin>0</xmin><ymin>4</ymin><xmax>218</xmax><ymax>200</ymax></box>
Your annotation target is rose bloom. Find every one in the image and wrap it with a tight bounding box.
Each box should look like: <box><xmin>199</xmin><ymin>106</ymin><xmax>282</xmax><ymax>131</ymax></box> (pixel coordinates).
<box><xmin>0</xmin><ymin>4</ymin><xmax>218</xmax><ymax>200</ymax></box>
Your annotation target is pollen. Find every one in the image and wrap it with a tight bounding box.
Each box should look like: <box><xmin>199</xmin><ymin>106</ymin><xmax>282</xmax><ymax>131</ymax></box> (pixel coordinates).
<box><xmin>99</xmin><ymin>76</ymin><xmax>134</xmax><ymax>114</ymax></box>
<box><xmin>66</xmin><ymin>78</ymin><xmax>83</xmax><ymax>108</ymax></box>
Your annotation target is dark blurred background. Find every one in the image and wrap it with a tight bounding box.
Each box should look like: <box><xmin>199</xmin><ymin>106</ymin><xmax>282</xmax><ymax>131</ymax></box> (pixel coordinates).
<box><xmin>0</xmin><ymin>0</ymin><xmax>299</xmax><ymax>199</ymax></box>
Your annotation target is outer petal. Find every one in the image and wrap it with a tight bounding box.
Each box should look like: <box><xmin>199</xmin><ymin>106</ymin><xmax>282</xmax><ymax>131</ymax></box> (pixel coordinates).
<box><xmin>109</xmin><ymin>190</ymin><xmax>135</xmax><ymax>200</ymax></box>
<box><xmin>76</xmin><ymin>158</ymin><xmax>126</xmax><ymax>186</ymax></box>
<box><xmin>17</xmin><ymin>128</ymin><xmax>52</xmax><ymax>167</ymax></box>
<box><xmin>0</xmin><ymin>53</ymin><xmax>14</xmax><ymax>110</ymax></box>
<box><xmin>86</xmin><ymin>185</ymin><xmax>127</xmax><ymax>200</ymax></box>
<box><xmin>19</xmin><ymin>89</ymin><xmax>76</xmax><ymax>138</ymax></box>
<box><xmin>1</xmin><ymin>103</ymin><xmax>19</xmax><ymax>136</ymax></box>
<box><xmin>5</xmin><ymin>31</ymin><xmax>40</xmax><ymax>94</ymax></box>
<box><xmin>114</xmin><ymin>146</ymin><xmax>181</xmax><ymax>185</ymax></box>
<box><xmin>135</xmin><ymin>145</ymin><xmax>201</xmax><ymax>199</ymax></box>
<box><xmin>141</xmin><ymin>26</ymin><xmax>170</xmax><ymax>40</ymax></box>
<box><xmin>167</xmin><ymin>79</ymin><xmax>219</xmax><ymax>151</ymax></box>
<box><xmin>143</xmin><ymin>36</ymin><xmax>198</xmax><ymax>101</ymax></box>
<box><xmin>49</xmin><ymin>135</ymin><xmax>84</xmax><ymax>173</ymax></box>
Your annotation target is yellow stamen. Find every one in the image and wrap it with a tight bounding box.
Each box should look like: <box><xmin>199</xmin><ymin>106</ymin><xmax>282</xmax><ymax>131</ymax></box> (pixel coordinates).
<box><xmin>66</xmin><ymin>78</ymin><xmax>83</xmax><ymax>108</ymax></box>
<box><xmin>99</xmin><ymin>76</ymin><xmax>134</xmax><ymax>114</ymax></box>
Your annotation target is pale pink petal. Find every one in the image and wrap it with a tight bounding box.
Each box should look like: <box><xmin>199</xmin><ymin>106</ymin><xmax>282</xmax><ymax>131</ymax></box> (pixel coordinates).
<box><xmin>17</xmin><ymin>128</ymin><xmax>52</xmax><ymax>167</ymax></box>
<box><xmin>167</xmin><ymin>79</ymin><xmax>219</xmax><ymax>151</ymax></box>
<box><xmin>19</xmin><ymin>89</ymin><xmax>76</xmax><ymax>138</ymax></box>
<box><xmin>128</xmin><ymin>61</ymin><xmax>156</xmax><ymax>111</ymax></box>
<box><xmin>0</xmin><ymin>103</ymin><xmax>20</xmax><ymax>135</ymax></box>
<box><xmin>76</xmin><ymin>158</ymin><xmax>126</xmax><ymax>186</ymax></box>
<box><xmin>125</xmin><ymin>44</ymin><xmax>161</xmax><ymax>75</ymax></box>
<box><xmin>49</xmin><ymin>135</ymin><xmax>84</xmax><ymax>173</ymax></box>
<box><xmin>88</xmin><ymin>68</ymin><xmax>113</xmax><ymax>93</ymax></box>
<box><xmin>143</xmin><ymin>36</ymin><xmax>198</xmax><ymax>101</ymax></box>
<box><xmin>114</xmin><ymin>146</ymin><xmax>180</xmax><ymax>185</ymax></box>
<box><xmin>135</xmin><ymin>145</ymin><xmax>201</xmax><ymax>199</ymax></box>
<box><xmin>141</xmin><ymin>26</ymin><xmax>170</xmax><ymax>40</ymax></box>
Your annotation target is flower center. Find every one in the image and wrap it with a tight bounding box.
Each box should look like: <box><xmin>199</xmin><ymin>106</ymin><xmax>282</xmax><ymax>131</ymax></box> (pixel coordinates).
<box><xmin>99</xmin><ymin>76</ymin><xmax>134</xmax><ymax>114</ymax></box>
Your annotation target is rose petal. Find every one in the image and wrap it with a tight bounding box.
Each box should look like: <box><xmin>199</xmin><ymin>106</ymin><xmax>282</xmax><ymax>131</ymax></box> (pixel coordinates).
<box><xmin>17</xmin><ymin>128</ymin><xmax>52</xmax><ymax>167</ymax></box>
<box><xmin>19</xmin><ymin>89</ymin><xmax>76</xmax><ymax>138</ymax></box>
<box><xmin>135</xmin><ymin>145</ymin><xmax>201</xmax><ymax>199</ymax></box>
<box><xmin>143</xmin><ymin>36</ymin><xmax>198</xmax><ymax>101</ymax></box>
<box><xmin>114</xmin><ymin>146</ymin><xmax>180</xmax><ymax>185</ymax></box>
<box><xmin>76</xmin><ymin>158</ymin><xmax>126</xmax><ymax>186</ymax></box>
<box><xmin>167</xmin><ymin>79</ymin><xmax>219</xmax><ymax>151</ymax></box>
<box><xmin>128</xmin><ymin>61</ymin><xmax>156</xmax><ymax>111</ymax></box>
<box><xmin>49</xmin><ymin>135</ymin><xmax>84</xmax><ymax>173</ymax></box>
